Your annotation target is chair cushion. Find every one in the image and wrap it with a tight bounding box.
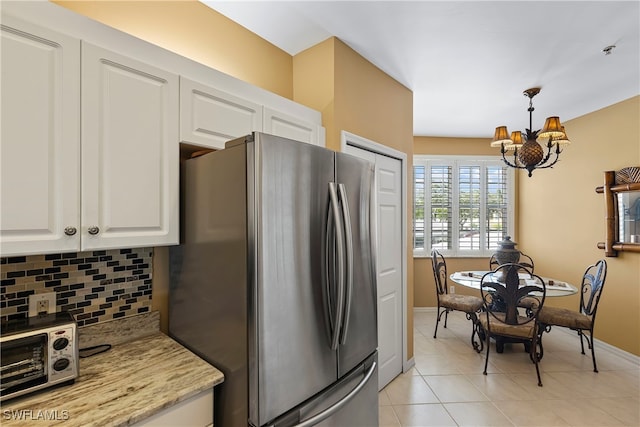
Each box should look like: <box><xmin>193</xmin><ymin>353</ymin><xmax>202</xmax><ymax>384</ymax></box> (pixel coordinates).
<box><xmin>538</xmin><ymin>306</ymin><xmax>592</xmax><ymax>330</ymax></box>
<box><xmin>518</xmin><ymin>296</ymin><xmax>540</xmax><ymax>309</ymax></box>
<box><xmin>439</xmin><ymin>294</ymin><xmax>483</xmax><ymax>313</ymax></box>
<box><xmin>479</xmin><ymin>313</ymin><xmax>536</xmax><ymax>339</ymax></box>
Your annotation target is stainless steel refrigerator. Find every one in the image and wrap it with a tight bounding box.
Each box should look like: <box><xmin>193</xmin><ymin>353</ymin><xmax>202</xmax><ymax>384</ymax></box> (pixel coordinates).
<box><xmin>169</xmin><ymin>132</ymin><xmax>378</xmax><ymax>427</ymax></box>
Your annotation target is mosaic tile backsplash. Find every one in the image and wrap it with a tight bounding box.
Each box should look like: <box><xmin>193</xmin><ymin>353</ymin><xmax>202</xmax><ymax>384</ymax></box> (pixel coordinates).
<box><xmin>1</xmin><ymin>248</ymin><xmax>153</xmax><ymax>326</ymax></box>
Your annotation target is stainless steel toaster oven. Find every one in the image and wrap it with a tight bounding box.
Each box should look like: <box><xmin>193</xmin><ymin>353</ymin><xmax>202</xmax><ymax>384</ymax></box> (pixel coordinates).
<box><xmin>1</xmin><ymin>311</ymin><xmax>78</xmax><ymax>401</ymax></box>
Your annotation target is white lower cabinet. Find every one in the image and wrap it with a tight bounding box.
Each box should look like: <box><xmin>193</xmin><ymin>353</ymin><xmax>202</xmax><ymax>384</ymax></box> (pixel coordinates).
<box><xmin>133</xmin><ymin>388</ymin><xmax>214</xmax><ymax>427</ymax></box>
<box><xmin>81</xmin><ymin>42</ymin><xmax>179</xmax><ymax>250</ymax></box>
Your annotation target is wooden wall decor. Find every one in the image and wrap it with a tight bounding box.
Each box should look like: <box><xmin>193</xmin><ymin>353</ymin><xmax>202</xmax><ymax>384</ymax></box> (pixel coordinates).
<box><xmin>595</xmin><ymin>167</ymin><xmax>640</xmax><ymax>256</ymax></box>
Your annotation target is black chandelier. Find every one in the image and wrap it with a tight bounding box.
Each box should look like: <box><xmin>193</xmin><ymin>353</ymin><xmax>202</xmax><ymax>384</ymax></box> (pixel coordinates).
<box><xmin>490</xmin><ymin>88</ymin><xmax>571</xmax><ymax>177</ymax></box>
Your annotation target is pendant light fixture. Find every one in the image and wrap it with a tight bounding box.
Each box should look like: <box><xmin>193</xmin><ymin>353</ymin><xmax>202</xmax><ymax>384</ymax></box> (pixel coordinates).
<box><xmin>491</xmin><ymin>88</ymin><xmax>571</xmax><ymax>177</ymax></box>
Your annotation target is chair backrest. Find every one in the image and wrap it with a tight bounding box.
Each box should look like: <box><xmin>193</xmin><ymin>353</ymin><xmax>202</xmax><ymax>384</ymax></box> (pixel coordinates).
<box><xmin>489</xmin><ymin>252</ymin><xmax>535</xmax><ymax>272</ymax></box>
<box><xmin>580</xmin><ymin>259</ymin><xmax>607</xmax><ymax>317</ymax></box>
<box><xmin>430</xmin><ymin>249</ymin><xmax>448</xmax><ymax>296</ymax></box>
<box><xmin>480</xmin><ymin>263</ymin><xmax>546</xmax><ymax>327</ymax></box>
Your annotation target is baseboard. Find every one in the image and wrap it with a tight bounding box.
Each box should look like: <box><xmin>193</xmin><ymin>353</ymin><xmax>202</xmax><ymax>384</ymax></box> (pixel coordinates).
<box><xmin>413</xmin><ymin>307</ymin><xmax>640</xmax><ymax>365</ymax></box>
<box><xmin>414</xmin><ymin>307</ymin><xmax>436</xmax><ymax>313</ymax></box>
<box><xmin>402</xmin><ymin>356</ymin><xmax>415</xmax><ymax>373</ymax></box>
<box><xmin>556</xmin><ymin>326</ymin><xmax>640</xmax><ymax>365</ymax></box>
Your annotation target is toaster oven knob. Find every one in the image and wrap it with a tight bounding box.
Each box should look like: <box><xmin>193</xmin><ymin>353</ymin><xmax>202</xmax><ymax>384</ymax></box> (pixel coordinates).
<box><xmin>53</xmin><ymin>358</ymin><xmax>70</xmax><ymax>371</ymax></box>
<box><xmin>53</xmin><ymin>337</ymin><xmax>69</xmax><ymax>351</ymax></box>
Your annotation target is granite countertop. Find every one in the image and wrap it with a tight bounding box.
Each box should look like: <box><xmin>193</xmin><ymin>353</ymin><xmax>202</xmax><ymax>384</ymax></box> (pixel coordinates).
<box><xmin>1</xmin><ymin>312</ymin><xmax>224</xmax><ymax>426</ymax></box>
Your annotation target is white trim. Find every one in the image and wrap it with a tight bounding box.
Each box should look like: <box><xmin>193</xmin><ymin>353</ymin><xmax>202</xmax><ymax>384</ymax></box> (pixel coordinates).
<box><xmin>414</xmin><ymin>154</ymin><xmax>504</xmax><ymax>161</ymax></box>
<box><xmin>412</xmin><ymin>156</ymin><xmax>515</xmax><ymax>258</ymax></box>
<box><xmin>340</xmin><ymin>131</ymin><xmax>410</xmax><ymax>374</ymax></box>
<box><xmin>414</xmin><ymin>307</ymin><xmax>437</xmax><ymax>313</ymax></box>
<box><xmin>403</xmin><ymin>357</ymin><xmax>416</xmax><ymax>372</ymax></box>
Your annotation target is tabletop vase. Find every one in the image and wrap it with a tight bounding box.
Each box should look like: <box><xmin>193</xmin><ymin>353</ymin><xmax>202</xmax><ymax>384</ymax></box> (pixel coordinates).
<box><xmin>494</xmin><ymin>236</ymin><xmax>521</xmax><ymax>266</ymax></box>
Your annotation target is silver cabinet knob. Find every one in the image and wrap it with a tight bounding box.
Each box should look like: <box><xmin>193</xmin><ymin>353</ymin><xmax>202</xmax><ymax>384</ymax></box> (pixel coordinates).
<box><xmin>64</xmin><ymin>226</ymin><xmax>77</xmax><ymax>236</ymax></box>
<box><xmin>87</xmin><ymin>226</ymin><xmax>100</xmax><ymax>235</ymax></box>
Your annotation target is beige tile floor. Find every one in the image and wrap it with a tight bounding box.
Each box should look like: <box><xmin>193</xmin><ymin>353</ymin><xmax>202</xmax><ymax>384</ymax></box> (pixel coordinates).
<box><xmin>379</xmin><ymin>310</ymin><xmax>640</xmax><ymax>427</ymax></box>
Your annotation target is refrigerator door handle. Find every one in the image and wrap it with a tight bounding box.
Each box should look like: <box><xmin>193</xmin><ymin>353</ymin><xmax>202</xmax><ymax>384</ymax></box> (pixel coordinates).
<box><xmin>327</xmin><ymin>182</ymin><xmax>345</xmax><ymax>351</ymax></box>
<box><xmin>337</xmin><ymin>183</ymin><xmax>354</xmax><ymax>344</ymax></box>
<box><xmin>292</xmin><ymin>361</ymin><xmax>377</xmax><ymax>427</ymax></box>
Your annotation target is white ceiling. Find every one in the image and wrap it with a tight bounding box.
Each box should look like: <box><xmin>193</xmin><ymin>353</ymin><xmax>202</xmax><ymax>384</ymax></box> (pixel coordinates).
<box><xmin>201</xmin><ymin>1</ymin><xmax>640</xmax><ymax>138</ymax></box>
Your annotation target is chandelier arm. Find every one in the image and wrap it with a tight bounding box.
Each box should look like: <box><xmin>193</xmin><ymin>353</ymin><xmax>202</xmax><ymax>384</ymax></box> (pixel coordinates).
<box><xmin>500</xmin><ymin>156</ymin><xmax>525</xmax><ymax>170</ymax></box>
<box><xmin>537</xmin><ymin>140</ymin><xmax>563</xmax><ymax>168</ymax></box>
<box><xmin>537</xmin><ymin>138</ymin><xmax>557</xmax><ymax>166</ymax></box>
<box><xmin>534</xmin><ymin>151</ymin><xmax>561</xmax><ymax>169</ymax></box>
<box><xmin>537</xmin><ymin>138</ymin><xmax>554</xmax><ymax>166</ymax></box>
<box><xmin>500</xmin><ymin>146</ymin><xmax>525</xmax><ymax>169</ymax></box>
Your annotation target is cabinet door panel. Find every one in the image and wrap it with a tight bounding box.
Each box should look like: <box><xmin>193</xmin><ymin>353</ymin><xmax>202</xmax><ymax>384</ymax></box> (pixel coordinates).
<box><xmin>82</xmin><ymin>42</ymin><xmax>178</xmax><ymax>250</ymax></box>
<box><xmin>263</xmin><ymin>107</ymin><xmax>321</xmax><ymax>146</ymax></box>
<box><xmin>180</xmin><ymin>77</ymin><xmax>261</xmax><ymax>149</ymax></box>
<box><xmin>0</xmin><ymin>17</ymin><xmax>80</xmax><ymax>256</ymax></box>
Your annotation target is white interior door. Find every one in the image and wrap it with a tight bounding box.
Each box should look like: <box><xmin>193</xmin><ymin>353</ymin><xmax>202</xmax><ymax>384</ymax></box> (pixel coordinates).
<box><xmin>345</xmin><ymin>144</ymin><xmax>403</xmax><ymax>390</ymax></box>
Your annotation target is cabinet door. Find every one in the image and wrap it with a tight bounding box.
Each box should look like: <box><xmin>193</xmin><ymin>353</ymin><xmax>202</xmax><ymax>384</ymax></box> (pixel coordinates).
<box><xmin>133</xmin><ymin>388</ymin><xmax>213</xmax><ymax>426</ymax></box>
<box><xmin>180</xmin><ymin>77</ymin><xmax>262</xmax><ymax>149</ymax></box>
<box><xmin>0</xmin><ymin>16</ymin><xmax>81</xmax><ymax>256</ymax></box>
<box><xmin>263</xmin><ymin>107</ymin><xmax>323</xmax><ymax>146</ymax></box>
<box><xmin>81</xmin><ymin>42</ymin><xmax>178</xmax><ymax>250</ymax></box>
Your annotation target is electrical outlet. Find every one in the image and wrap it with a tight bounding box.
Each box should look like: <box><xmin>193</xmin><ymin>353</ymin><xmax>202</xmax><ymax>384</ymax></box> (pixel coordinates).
<box><xmin>449</xmin><ymin>285</ymin><xmax>455</xmax><ymax>294</ymax></box>
<box><xmin>29</xmin><ymin>292</ymin><xmax>56</xmax><ymax>316</ymax></box>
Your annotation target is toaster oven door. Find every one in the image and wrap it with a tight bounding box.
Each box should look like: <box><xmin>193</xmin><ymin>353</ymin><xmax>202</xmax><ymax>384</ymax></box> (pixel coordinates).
<box><xmin>1</xmin><ymin>333</ymin><xmax>48</xmax><ymax>396</ymax></box>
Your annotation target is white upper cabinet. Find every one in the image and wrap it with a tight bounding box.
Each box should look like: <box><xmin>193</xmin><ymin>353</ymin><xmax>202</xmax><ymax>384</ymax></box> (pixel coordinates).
<box><xmin>180</xmin><ymin>78</ymin><xmax>325</xmax><ymax>149</ymax></box>
<box><xmin>0</xmin><ymin>16</ymin><xmax>81</xmax><ymax>256</ymax></box>
<box><xmin>0</xmin><ymin>21</ymin><xmax>179</xmax><ymax>257</ymax></box>
<box><xmin>180</xmin><ymin>77</ymin><xmax>262</xmax><ymax>149</ymax></box>
<box><xmin>82</xmin><ymin>42</ymin><xmax>179</xmax><ymax>250</ymax></box>
<box><xmin>263</xmin><ymin>107</ymin><xmax>323</xmax><ymax>146</ymax></box>
<box><xmin>1</xmin><ymin>1</ymin><xmax>324</xmax><ymax>257</ymax></box>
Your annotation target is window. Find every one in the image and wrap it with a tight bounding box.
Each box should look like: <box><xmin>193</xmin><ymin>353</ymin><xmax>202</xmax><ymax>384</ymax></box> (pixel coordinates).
<box><xmin>413</xmin><ymin>156</ymin><xmax>514</xmax><ymax>257</ymax></box>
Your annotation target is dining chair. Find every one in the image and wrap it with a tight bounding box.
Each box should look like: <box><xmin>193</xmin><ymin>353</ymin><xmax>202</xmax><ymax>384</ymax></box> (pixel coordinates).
<box><xmin>431</xmin><ymin>249</ymin><xmax>484</xmax><ymax>352</ymax></box>
<box><xmin>479</xmin><ymin>263</ymin><xmax>547</xmax><ymax>386</ymax></box>
<box><xmin>537</xmin><ymin>259</ymin><xmax>607</xmax><ymax>372</ymax></box>
<box><xmin>490</xmin><ymin>252</ymin><xmax>537</xmax><ymax>312</ymax></box>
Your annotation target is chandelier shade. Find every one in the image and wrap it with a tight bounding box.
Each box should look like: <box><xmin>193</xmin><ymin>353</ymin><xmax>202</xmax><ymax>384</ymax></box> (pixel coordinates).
<box><xmin>490</xmin><ymin>126</ymin><xmax>511</xmax><ymax>147</ymax></box>
<box><xmin>490</xmin><ymin>88</ymin><xmax>570</xmax><ymax>177</ymax></box>
<box><xmin>551</xmin><ymin>126</ymin><xmax>571</xmax><ymax>146</ymax></box>
<box><xmin>507</xmin><ymin>131</ymin><xmax>524</xmax><ymax>150</ymax></box>
<box><xmin>538</xmin><ymin>116</ymin><xmax>564</xmax><ymax>139</ymax></box>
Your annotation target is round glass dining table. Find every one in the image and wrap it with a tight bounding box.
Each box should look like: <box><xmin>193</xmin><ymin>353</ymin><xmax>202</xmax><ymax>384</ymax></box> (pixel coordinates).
<box><xmin>450</xmin><ymin>270</ymin><xmax>578</xmax><ymax>353</ymax></box>
<box><xmin>450</xmin><ymin>271</ymin><xmax>578</xmax><ymax>297</ymax></box>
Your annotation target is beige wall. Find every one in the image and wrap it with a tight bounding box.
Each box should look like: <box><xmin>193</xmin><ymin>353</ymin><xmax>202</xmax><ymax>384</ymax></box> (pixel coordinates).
<box><xmin>292</xmin><ymin>38</ymin><xmax>336</xmax><ymax>147</ymax></box>
<box><xmin>294</xmin><ymin>37</ymin><xmax>415</xmax><ymax>358</ymax></box>
<box><xmin>53</xmin><ymin>0</ymin><xmax>293</xmax><ymax>99</ymax></box>
<box><xmin>520</xmin><ymin>96</ymin><xmax>640</xmax><ymax>356</ymax></box>
<box><xmin>413</xmin><ymin>98</ymin><xmax>640</xmax><ymax>356</ymax></box>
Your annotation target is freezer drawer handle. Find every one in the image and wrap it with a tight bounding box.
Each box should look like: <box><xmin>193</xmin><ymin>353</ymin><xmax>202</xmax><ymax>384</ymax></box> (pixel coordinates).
<box><xmin>337</xmin><ymin>183</ymin><xmax>354</xmax><ymax>344</ymax></box>
<box><xmin>293</xmin><ymin>361</ymin><xmax>377</xmax><ymax>427</ymax></box>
